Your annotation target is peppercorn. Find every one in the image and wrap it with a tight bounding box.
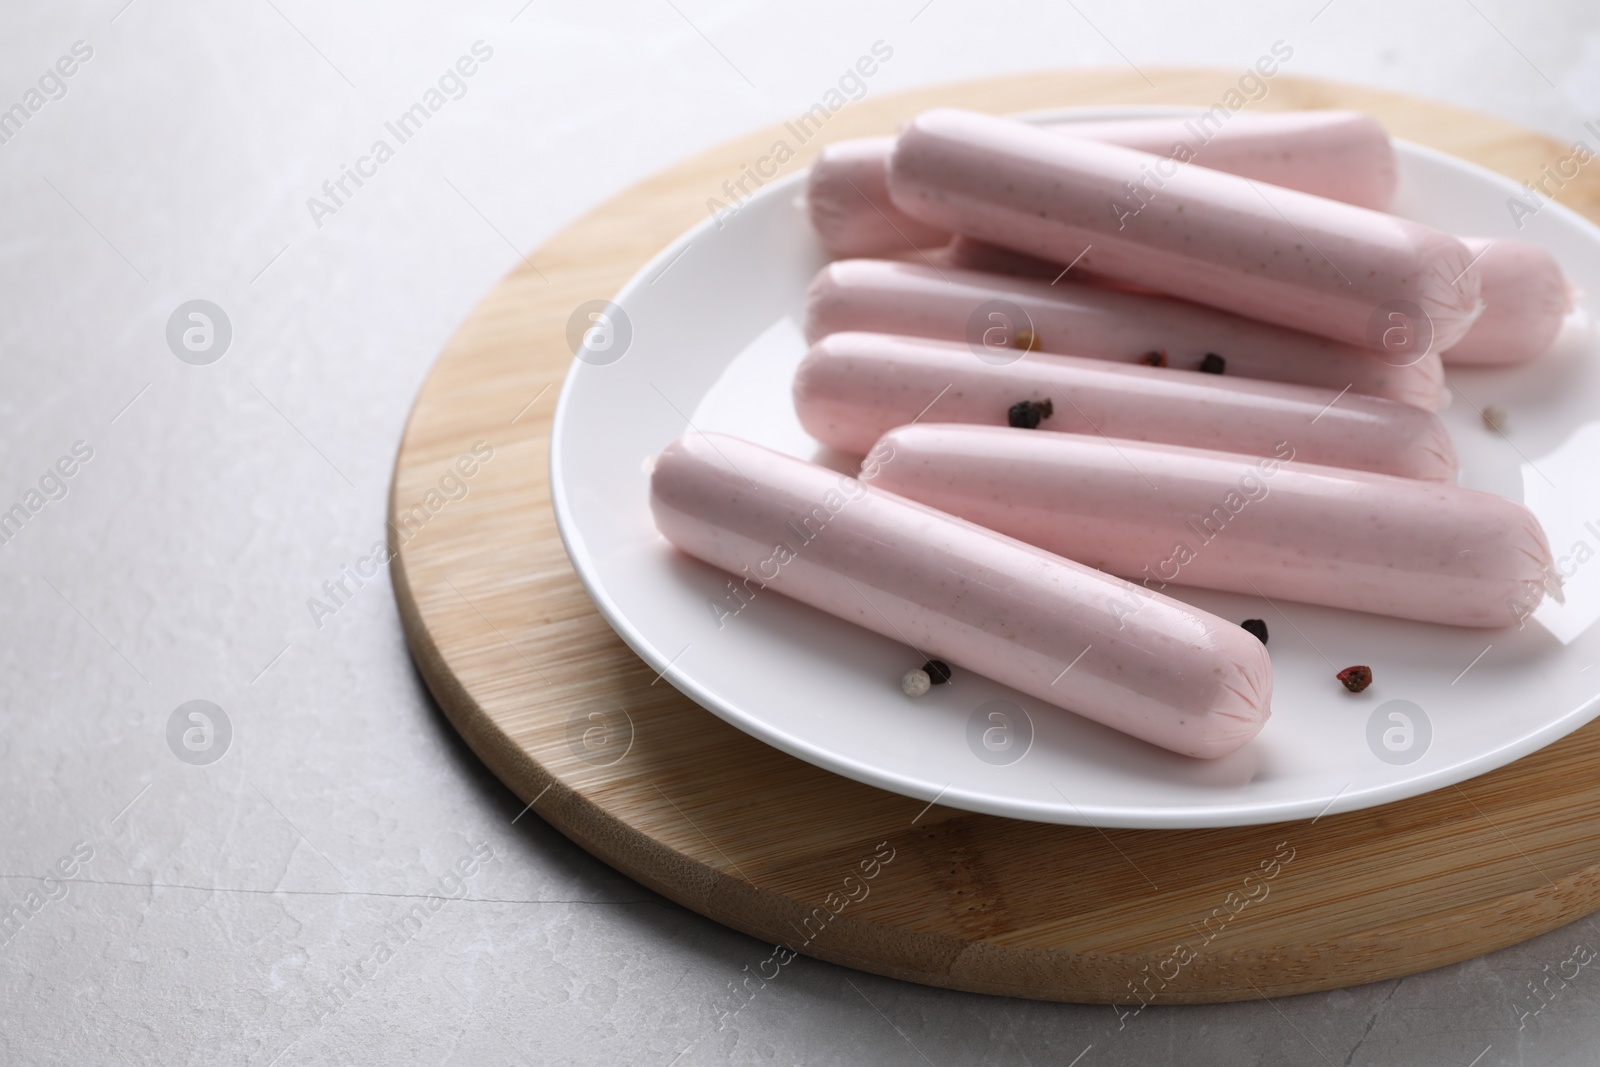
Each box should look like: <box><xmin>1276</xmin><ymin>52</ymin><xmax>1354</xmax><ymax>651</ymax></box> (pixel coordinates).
<box><xmin>1142</xmin><ymin>350</ymin><xmax>1167</xmax><ymax>367</ymax></box>
<box><xmin>1240</xmin><ymin>619</ymin><xmax>1268</xmax><ymax>645</ymax></box>
<box><xmin>1200</xmin><ymin>353</ymin><xmax>1226</xmax><ymax>374</ymax></box>
<box><xmin>1007</xmin><ymin>398</ymin><xmax>1054</xmax><ymax>429</ymax></box>
<box><xmin>901</xmin><ymin>669</ymin><xmax>931</xmax><ymax>697</ymax></box>
<box><xmin>922</xmin><ymin>660</ymin><xmax>952</xmax><ymax>685</ymax></box>
<box><xmin>1337</xmin><ymin>665</ymin><xmax>1372</xmax><ymax>693</ymax></box>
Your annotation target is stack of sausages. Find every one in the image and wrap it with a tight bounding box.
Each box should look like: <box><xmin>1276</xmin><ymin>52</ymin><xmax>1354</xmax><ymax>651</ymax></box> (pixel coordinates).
<box><xmin>650</xmin><ymin>108</ymin><xmax>1569</xmax><ymax>759</ymax></box>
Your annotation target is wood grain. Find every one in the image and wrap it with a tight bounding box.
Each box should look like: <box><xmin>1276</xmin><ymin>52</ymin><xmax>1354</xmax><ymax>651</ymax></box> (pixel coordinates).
<box><xmin>388</xmin><ymin>68</ymin><xmax>1600</xmax><ymax>1003</ymax></box>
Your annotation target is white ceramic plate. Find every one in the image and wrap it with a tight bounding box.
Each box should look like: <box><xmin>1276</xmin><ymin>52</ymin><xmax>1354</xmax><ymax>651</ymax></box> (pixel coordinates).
<box><xmin>550</xmin><ymin>106</ymin><xmax>1600</xmax><ymax>828</ymax></box>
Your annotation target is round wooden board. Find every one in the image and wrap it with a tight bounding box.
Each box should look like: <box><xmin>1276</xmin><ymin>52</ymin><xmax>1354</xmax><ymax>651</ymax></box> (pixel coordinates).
<box><xmin>389</xmin><ymin>68</ymin><xmax>1600</xmax><ymax>1004</ymax></box>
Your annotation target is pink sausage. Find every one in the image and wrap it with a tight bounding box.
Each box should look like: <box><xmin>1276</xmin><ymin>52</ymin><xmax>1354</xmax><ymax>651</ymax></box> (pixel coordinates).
<box><xmin>1443</xmin><ymin>237</ymin><xmax>1573</xmax><ymax>366</ymax></box>
<box><xmin>945</xmin><ymin>234</ymin><xmax>1577</xmax><ymax>369</ymax></box>
<box><xmin>804</xmin><ymin>259</ymin><xmax>1448</xmax><ymax>410</ymax></box>
<box><xmin>807</xmin><ymin>110</ymin><xmax>1397</xmax><ymax>257</ymax></box>
<box><xmin>886</xmin><ymin>109</ymin><xmax>1483</xmax><ymax>354</ymax></box>
<box><xmin>868</xmin><ymin>424</ymin><xmax>1553</xmax><ymax>629</ymax></box>
<box><xmin>651</xmin><ymin>432</ymin><xmax>1271</xmax><ymax>758</ymax></box>
<box><xmin>794</xmin><ymin>332</ymin><xmax>1457</xmax><ymax>480</ymax></box>
<box><xmin>807</xmin><ymin>136</ymin><xmax>955</xmax><ymax>258</ymax></box>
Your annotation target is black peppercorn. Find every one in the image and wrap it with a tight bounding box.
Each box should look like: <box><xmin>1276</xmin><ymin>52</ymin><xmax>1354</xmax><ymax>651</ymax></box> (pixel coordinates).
<box><xmin>1007</xmin><ymin>398</ymin><xmax>1054</xmax><ymax>429</ymax></box>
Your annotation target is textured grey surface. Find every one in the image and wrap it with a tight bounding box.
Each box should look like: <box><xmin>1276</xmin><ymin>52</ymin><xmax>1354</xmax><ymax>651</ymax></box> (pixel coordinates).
<box><xmin>3</xmin><ymin>1</ymin><xmax>1600</xmax><ymax>1064</ymax></box>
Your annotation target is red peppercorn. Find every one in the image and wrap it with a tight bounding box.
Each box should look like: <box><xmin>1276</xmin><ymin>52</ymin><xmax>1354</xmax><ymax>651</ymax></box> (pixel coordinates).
<box><xmin>1337</xmin><ymin>665</ymin><xmax>1372</xmax><ymax>693</ymax></box>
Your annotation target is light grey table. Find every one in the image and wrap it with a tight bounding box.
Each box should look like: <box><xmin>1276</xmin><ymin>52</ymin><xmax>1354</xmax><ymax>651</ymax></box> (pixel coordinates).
<box><xmin>3</xmin><ymin>1</ymin><xmax>1599</xmax><ymax>1063</ymax></box>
